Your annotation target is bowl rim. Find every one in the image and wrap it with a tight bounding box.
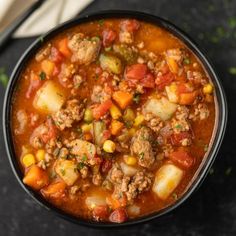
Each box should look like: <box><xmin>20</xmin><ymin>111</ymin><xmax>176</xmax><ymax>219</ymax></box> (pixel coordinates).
<box><xmin>3</xmin><ymin>10</ymin><xmax>228</xmax><ymax>228</ymax></box>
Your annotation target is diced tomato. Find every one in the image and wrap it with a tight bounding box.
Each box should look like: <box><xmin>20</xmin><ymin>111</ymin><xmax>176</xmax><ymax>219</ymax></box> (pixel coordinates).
<box><xmin>93</xmin><ymin>99</ymin><xmax>113</xmax><ymax>120</ymax></box>
<box><xmin>169</xmin><ymin>150</ymin><xmax>194</xmax><ymax>169</ymax></box>
<box><xmin>103</xmin><ymin>129</ymin><xmax>111</xmax><ymax>141</ymax></box>
<box><xmin>109</xmin><ymin>208</ymin><xmax>128</xmax><ymax>223</ymax></box>
<box><xmin>94</xmin><ymin>155</ymin><xmax>103</xmax><ymax>165</ymax></box>
<box><xmin>125</xmin><ymin>64</ymin><xmax>147</xmax><ymax>81</ymax></box>
<box><xmin>53</xmin><ymin>66</ymin><xmax>60</xmax><ymax>76</ymax></box>
<box><xmin>101</xmin><ymin>159</ymin><xmax>113</xmax><ymax>173</ymax></box>
<box><xmin>179</xmin><ymin>91</ymin><xmax>197</xmax><ymax>105</ymax></box>
<box><xmin>171</xmin><ymin>132</ymin><xmax>192</xmax><ymax>146</ymax></box>
<box><xmin>177</xmin><ymin>83</ymin><xmax>194</xmax><ymax>94</ymax></box>
<box><xmin>140</xmin><ymin>73</ymin><xmax>155</xmax><ymax>88</ymax></box>
<box><xmin>26</xmin><ymin>73</ymin><xmax>42</xmax><ymax>99</ymax></box>
<box><xmin>93</xmin><ymin>205</ymin><xmax>109</xmax><ymax>220</ymax></box>
<box><xmin>50</xmin><ymin>47</ymin><xmax>63</xmax><ymax>63</ymax></box>
<box><xmin>120</xmin><ymin>19</ymin><xmax>140</xmax><ymax>32</ymax></box>
<box><xmin>41</xmin><ymin>118</ymin><xmax>57</xmax><ymax>143</ymax></box>
<box><xmin>155</xmin><ymin>72</ymin><xmax>174</xmax><ymax>91</ymax></box>
<box><xmin>102</xmin><ymin>29</ymin><xmax>116</xmax><ymax>47</ymax></box>
<box><xmin>125</xmin><ymin>64</ymin><xmax>154</xmax><ymax>88</ymax></box>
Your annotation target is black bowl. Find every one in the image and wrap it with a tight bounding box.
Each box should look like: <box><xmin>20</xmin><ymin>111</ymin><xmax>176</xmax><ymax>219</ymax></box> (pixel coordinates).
<box><xmin>3</xmin><ymin>10</ymin><xmax>227</xmax><ymax>228</ymax></box>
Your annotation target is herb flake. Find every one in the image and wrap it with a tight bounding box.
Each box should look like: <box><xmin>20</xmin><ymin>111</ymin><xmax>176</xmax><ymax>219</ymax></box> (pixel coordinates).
<box><xmin>39</xmin><ymin>71</ymin><xmax>46</xmax><ymax>80</ymax></box>
<box><xmin>133</xmin><ymin>93</ymin><xmax>141</xmax><ymax>104</ymax></box>
<box><xmin>183</xmin><ymin>58</ymin><xmax>191</xmax><ymax>65</ymax></box>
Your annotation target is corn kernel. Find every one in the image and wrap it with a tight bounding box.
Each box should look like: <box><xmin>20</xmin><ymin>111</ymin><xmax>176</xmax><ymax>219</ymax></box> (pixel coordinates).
<box><xmin>124</xmin><ymin>155</ymin><xmax>137</xmax><ymax>165</ymax></box>
<box><xmin>35</xmin><ymin>149</ymin><xmax>45</xmax><ymax>162</ymax></box>
<box><xmin>81</xmin><ymin>123</ymin><xmax>92</xmax><ymax>133</ymax></box>
<box><xmin>133</xmin><ymin>115</ymin><xmax>144</xmax><ymax>127</ymax></box>
<box><xmin>203</xmin><ymin>83</ymin><xmax>213</xmax><ymax>94</ymax></box>
<box><xmin>128</xmin><ymin>128</ymin><xmax>136</xmax><ymax>136</ymax></box>
<box><xmin>84</xmin><ymin>108</ymin><xmax>93</xmax><ymax>122</ymax></box>
<box><xmin>103</xmin><ymin>140</ymin><xmax>116</xmax><ymax>153</ymax></box>
<box><xmin>22</xmin><ymin>154</ymin><xmax>36</xmax><ymax>168</ymax></box>
<box><xmin>110</xmin><ymin>104</ymin><xmax>122</xmax><ymax>119</ymax></box>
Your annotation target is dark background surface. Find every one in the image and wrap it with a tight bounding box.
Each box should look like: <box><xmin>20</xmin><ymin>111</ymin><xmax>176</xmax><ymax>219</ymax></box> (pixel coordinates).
<box><xmin>0</xmin><ymin>0</ymin><xmax>235</xmax><ymax>235</ymax></box>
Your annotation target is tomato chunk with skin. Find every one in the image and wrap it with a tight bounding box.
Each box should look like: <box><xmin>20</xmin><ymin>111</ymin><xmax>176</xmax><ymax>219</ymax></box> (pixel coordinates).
<box><xmin>93</xmin><ymin>205</ymin><xmax>109</xmax><ymax>220</ymax></box>
<box><xmin>120</xmin><ymin>19</ymin><xmax>140</xmax><ymax>32</ymax></box>
<box><xmin>169</xmin><ymin>150</ymin><xmax>194</xmax><ymax>169</ymax></box>
<box><xmin>101</xmin><ymin>159</ymin><xmax>113</xmax><ymax>173</ymax></box>
<box><xmin>109</xmin><ymin>208</ymin><xmax>128</xmax><ymax>223</ymax></box>
<box><xmin>155</xmin><ymin>72</ymin><xmax>174</xmax><ymax>91</ymax></box>
<box><xmin>26</xmin><ymin>73</ymin><xmax>42</xmax><ymax>99</ymax></box>
<box><xmin>102</xmin><ymin>29</ymin><xmax>116</xmax><ymax>47</ymax></box>
<box><xmin>125</xmin><ymin>64</ymin><xmax>155</xmax><ymax>88</ymax></box>
<box><xmin>171</xmin><ymin>132</ymin><xmax>192</xmax><ymax>146</ymax></box>
<box><xmin>93</xmin><ymin>99</ymin><xmax>113</xmax><ymax>120</ymax></box>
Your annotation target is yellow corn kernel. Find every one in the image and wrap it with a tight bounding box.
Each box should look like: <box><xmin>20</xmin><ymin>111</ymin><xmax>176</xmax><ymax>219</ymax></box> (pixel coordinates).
<box><xmin>133</xmin><ymin>115</ymin><xmax>144</xmax><ymax>127</ymax></box>
<box><xmin>124</xmin><ymin>155</ymin><xmax>137</xmax><ymax>165</ymax></box>
<box><xmin>35</xmin><ymin>149</ymin><xmax>45</xmax><ymax>162</ymax></box>
<box><xmin>22</xmin><ymin>154</ymin><xmax>36</xmax><ymax>168</ymax></box>
<box><xmin>84</xmin><ymin>108</ymin><xmax>93</xmax><ymax>123</ymax></box>
<box><xmin>103</xmin><ymin>140</ymin><xmax>116</xmax><ymax>153</ymax></box>
<box><xmin>128</xmin><ymin>128</ymin><xmax>136</xmax><ymax>136</ymax></box>
<box><xmin>203</xmin><ymin>83</ymin><xmax>213</xmax><ymax>94</ymax></box>
<box><xmin>110</xmin><ymin>104</ymin><xmax>122</xmax><ymax>119</ymax></box>
<box><xmin>81</xmin><ymin>123</ymin><xmax>92</xmax><ymax>133</ymax></box>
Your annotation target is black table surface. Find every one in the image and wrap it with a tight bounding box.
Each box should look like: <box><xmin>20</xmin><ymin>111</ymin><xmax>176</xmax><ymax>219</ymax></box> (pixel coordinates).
<box><xmin>0</xmin><ymin>0</ymin><xmax>235</xmax><ymax>235</ymax></box>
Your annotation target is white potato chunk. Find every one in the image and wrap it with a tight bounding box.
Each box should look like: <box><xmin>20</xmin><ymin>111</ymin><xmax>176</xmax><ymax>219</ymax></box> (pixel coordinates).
<box><xmin>152</xmin><ymin>164</ymin><xmax>183</xmax><ymax>200</ymax></box>
<box><xmin>120</xmin><ymin>162</ymin><xmax>138</xmax><ymax>176</ymax></box>
<box><xmin>165</xmin><ymin>83</ymin><xmax>179</xmax><ymax>103</ymax></box>
<box><xmin>55</xmin><ymin>159</ymin><xmax>79</xmax><ymax>186</ymax></box>
<box><xmin>85</xmin><ymin>196</ymin><xmax>106</xmax><ymax>209</ymax></box>
<box><xmin>143</xmin><ymin>97</ymin><xmax>177</xmax><ymax>121</ymax></box>
<box><xmin>33</xmin><ymin>81</ymin><xmax>65</xmax><ymax>113</ymax></box>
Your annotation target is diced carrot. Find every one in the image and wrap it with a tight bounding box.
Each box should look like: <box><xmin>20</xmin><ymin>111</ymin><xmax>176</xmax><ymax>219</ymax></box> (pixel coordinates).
<box><xmin>23</xmin><ymin>165</ymin><xmax>49</xmax><ymax>190</ymax></box>
<box><xmin>58</xmin><ymin>38</ymin><xmax>71</xmax><ymax>58</ymax></box>
<box><xmin>106</xmin><ymin>194</ymin><xmax>127</xmax><ymax>210</ymax></box>
<box><xmin>41</xmin><ymin>60</ymin><xmax>55</xmax><ymax>77</ymax></box>
<box><xmin>93</xmin><ymin>99</ymin><xmax>113</xmax><ymax>120</ymax></box>
<box><xmin>110</xmin><ymin>120</ymin><xmax>124</xmax><ymax>135</ymax></box>
<box><xmin>166</xmin><ymin>57</ymin><xmax>179</xmax><ymax>74</ymax></box>
<box><xmin>179</xmin><ymin>91</ymin><xmax>197</xmax><ymax>105</ymax></box>
<box><xmin>112</xmin><ymin>91</ymin><xmax>133</xmax><ymax>109</ymax></box>
<box><xmin>41</xmin><ymin>181</ymin><xmax>66</xmax><ymax>198</ymax></box>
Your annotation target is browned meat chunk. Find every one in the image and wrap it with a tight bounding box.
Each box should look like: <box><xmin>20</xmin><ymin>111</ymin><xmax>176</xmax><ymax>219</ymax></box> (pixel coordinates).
<box><xmin>68</xmin><ymin>33</ymin><xmax>101</xmax><ymax>64</ymax></box>
<box><xmin>91</xmin><ymin>85</ymin><xmax>111</xmax><ymax>103</ymax></box>
<box><xmin>113</xmin><ymin>171</ymin><xmax>153</xmax><ymax>202</ymax></box>
<box><xmin>130</xmin><ymin>127</ymin><xmax>155</xmax><ymax>168</ymax></box>
<box><xmin>52</xmin><ymin>99</ymin><xmax>84</xmax><ymax>130</ymax></box>
<box><xmin>108</xmin><ymin>163</ymin><xmax>124</xmax><ymax>184</ymax></box>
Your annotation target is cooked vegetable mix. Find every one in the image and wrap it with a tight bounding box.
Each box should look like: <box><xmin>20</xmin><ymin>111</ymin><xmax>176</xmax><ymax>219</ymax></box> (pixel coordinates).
<box><xmin>11</xmin><ymin>18</ymin><xmax>216</xmax><ymax>223</ymax></box>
